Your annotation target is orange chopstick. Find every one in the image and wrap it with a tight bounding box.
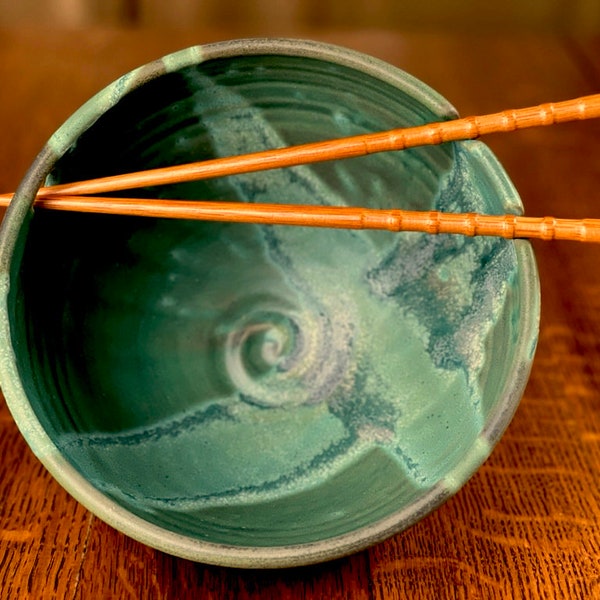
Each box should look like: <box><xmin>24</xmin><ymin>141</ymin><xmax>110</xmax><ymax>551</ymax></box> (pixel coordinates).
<box><xmin>7</xmin><ymin>194</ymin><xmax>599</xmax><ymax>243</ymax></box>
<box><xmin>0</xmin><ymin>93</ymin><xmax>598</xmax><ymax>201</ymax></box>
<box><xmin>0</xmin><ymin>94</ymin><xmax>599</xmax><ymax>243</ymax></box>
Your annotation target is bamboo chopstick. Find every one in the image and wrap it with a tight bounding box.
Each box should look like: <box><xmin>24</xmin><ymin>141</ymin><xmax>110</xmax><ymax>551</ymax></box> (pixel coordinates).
<box><xmin>7</xmin><ymin>194</ymin><xmax>600</xmax><ymax>243</ymax></box>
<box><xmin>0</xmin><ymin>93</ymin><xmax>598</xmax><ymax>201</ymax></box>
<box><xmin>0</xmin><ymin>94</ymin><xmax>599</xmax><ymax>243</ymax></box>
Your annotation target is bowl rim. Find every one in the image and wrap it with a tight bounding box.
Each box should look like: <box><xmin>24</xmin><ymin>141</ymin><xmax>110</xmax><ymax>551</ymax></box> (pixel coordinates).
<box><xmin>0</xmin><ymin>37</ymin><xmax>540</xmax><ymax>568</ymax></box>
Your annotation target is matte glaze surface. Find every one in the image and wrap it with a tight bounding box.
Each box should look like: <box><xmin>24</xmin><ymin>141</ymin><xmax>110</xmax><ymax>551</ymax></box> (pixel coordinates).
<box><xmin>0</xmin><ymin>39</ymin><xmax>540</xmax><ymax>567</ymax></box>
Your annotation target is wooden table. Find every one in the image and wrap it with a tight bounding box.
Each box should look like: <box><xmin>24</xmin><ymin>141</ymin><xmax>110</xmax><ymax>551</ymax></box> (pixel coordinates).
<box><xmin>1</xmin><ymin>27</ymin><xmax>600</xmax><ymax>599</ymax></box>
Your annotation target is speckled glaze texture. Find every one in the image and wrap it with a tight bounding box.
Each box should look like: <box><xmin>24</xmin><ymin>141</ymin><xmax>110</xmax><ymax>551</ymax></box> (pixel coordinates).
<box><xmin>0</xmin><ymin>39</ymin><xmax>540</xmax><ymax>568</ymax></box>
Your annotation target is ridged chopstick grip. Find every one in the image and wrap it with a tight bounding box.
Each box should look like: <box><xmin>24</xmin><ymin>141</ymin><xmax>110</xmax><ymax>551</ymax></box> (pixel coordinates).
<box><xmin>390</xmin><ymin>211</ymin><xmax>600</xmax><ymax>242</ymax></box>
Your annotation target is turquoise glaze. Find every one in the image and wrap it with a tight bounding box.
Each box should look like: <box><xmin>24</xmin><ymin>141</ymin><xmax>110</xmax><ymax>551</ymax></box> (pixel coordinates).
<box><xmin>0</xmin><ymin>39</ymin><xmax>540</xmax><ymax>568</ymax></box>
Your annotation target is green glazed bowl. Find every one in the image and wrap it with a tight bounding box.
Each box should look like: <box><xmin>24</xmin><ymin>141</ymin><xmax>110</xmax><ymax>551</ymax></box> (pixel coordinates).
<box><xmin>0</xmin><ymin>39</ymin><xmax>540</xmax><ymax>568</ymax></box>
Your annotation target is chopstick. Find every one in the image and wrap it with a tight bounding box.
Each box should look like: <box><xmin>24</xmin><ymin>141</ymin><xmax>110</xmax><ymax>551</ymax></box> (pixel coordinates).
<box><xmin>7</xmin><ymin>194</ymin><xmax>600</xmax><ymax>243</ymax></box>
<box><xmin>0</xmin><ymin>94</ymin><xmax>599</xmax><ymax>243</ymax></box>
<box><xmin>0</xmin><ymin>93</ymin><xmax>598</xmax><ymax>200</ymax></box>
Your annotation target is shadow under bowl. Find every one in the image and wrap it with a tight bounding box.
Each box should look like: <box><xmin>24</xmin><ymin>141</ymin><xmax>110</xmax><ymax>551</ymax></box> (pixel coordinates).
<box><xmin>0</xmin><ymin>38</ymin><xmax>540</xmax><ymax>568</ymax></box>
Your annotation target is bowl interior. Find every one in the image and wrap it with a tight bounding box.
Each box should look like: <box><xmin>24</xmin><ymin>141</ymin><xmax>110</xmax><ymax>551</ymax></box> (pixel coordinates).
<box><xmin>6</xmin><ymin>50</ymin><xmax>538</xmax><ymax>556</ymax></box>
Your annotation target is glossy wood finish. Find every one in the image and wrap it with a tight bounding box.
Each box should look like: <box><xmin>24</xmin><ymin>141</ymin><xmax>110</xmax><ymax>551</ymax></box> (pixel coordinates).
<box><xmin>1</xmin><ymin>27</ymin><xmax>600</xmax><ymax>598</ymax></box>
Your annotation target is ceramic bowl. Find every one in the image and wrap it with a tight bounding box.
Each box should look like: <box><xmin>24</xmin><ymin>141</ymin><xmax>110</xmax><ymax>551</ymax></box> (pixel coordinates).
<box><xmin>0</xmin><ymin>39</ymin><xmax>540</xmax><ymax>568</ymax></box>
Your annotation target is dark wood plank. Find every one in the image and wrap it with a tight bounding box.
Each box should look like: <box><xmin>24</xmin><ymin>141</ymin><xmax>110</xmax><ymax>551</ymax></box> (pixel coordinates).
<box><xmin>0</xmin><ymin>425</ymin><xmax>93</xmax><ymax>599</ymax></box>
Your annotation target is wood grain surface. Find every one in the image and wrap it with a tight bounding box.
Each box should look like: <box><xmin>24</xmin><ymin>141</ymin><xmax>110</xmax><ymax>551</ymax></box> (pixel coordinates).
<box><xmin>1</xmin><ymin>27</ymin><xmax>600</xmax><ymax>599</ymax></box>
